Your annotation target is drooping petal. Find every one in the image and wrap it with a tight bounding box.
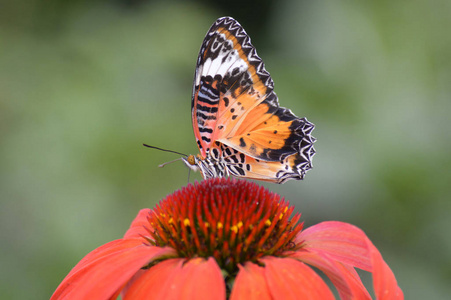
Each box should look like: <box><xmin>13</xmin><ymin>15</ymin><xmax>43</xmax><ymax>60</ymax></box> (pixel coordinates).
<box><xmin>296</xmin><ymin>221</ymin><xmax>372</xmax><ymax>270</ymax></box>
<box><xmin>51</xmin><ymin>245</ymin><xmax>175</xmax><ymax>300</ymax></box>
<box><xmin>262</xmin><ymin>256</ymin><xmax>334</xmax><ymax>300</ymax></box>
<box><xmin>289</xmin><ymin>249</ymin><xmax>371</xmax><ymax>300</ymax></box>
<box><xmin>296</xmin><ymin>221</ymin><xmax>404</xmax><ymax>299</ymax></box>
<box><xmin>369</xmin><ymin>242</ymin><xmax>404</xmax><ymax>300</ymax></box>
<box><xmin>123</xmin><ymin>209</ymin><xmax>153</xmax><ymax>239</ymax></box>
<box><xmin>125</xmin><ymin>257</ymin><xmax>226</xmax><ymax>300</ymax></box>
<box><xmin>230</xmin><ymin>262</ymin><xmax>272</xmax><ymax>300</ymax></box>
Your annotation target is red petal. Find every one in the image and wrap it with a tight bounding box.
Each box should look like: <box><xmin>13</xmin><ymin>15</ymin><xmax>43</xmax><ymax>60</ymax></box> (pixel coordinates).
<box><xmin>169</xmin><ymin>257</ymin><xmax>226</xmax><ymax>300</ymax></box>
<box><xmin>261</xmin><ymin>257</ymin><xmax>334</xmax><ymax>300</ymax></box>
<box><xmin>296</xmin><ymin>221</ymin><xmax>372</xmax><ymax>270</ymax></box>
<box><xmin>123</xmin><ymin>259</ymin><xmax>184</xmax><ymax>299</ymax></box>
<box><xmin>289</xmin><ymin>250</ymin><xmax>371</xmax><ymax>300</ymax></box>
<box><xmin>65</xmin><ymin>238</ymin><xmax>144</xmax><ymax>278</ymax></box>
<box><xmin>124</xmin><ymin>209</ymin><xmax>153</xmax><ymax>239</ymax></box>
<box><xmin>230</xmin><ymin>262</ymin><xmax>272</xmax><ymax>300</ymax></box>
<box><xmin>125</xmin><ymin>257</ymin><xmax>226</xmax><ymax>300</ymax></box>
<box><xmin>369</xmin><ymin>243</ymin><xmax>404</xmax><ymax>300</ymax></box>
<box><xmin>51</xmin><ymin>244</ymin><xmax>174</xmax><ymax>299</ymax></box>
<box><xmin>297</xmin><ymin>221</ymin><xmax>404</xmax><ymax>299</ymax></box>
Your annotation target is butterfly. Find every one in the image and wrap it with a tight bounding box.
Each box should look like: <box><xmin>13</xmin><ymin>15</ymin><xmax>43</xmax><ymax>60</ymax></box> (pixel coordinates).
<box><xmin>181</xmin><ymin>16</ymin><xmax>316</xmax><ymax>184</ymax></box>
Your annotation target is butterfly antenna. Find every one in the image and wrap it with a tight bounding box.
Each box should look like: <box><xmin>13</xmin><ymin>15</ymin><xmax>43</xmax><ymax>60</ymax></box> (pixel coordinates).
<box><xmin>143</xmin><ymin>144</ymin><xmax>187</xmax><ymax>157</ymax></box>
<box><xmin>158</xmin><ymin>158</ymin><xmax>183</xmax><ymax>168</ymax></box>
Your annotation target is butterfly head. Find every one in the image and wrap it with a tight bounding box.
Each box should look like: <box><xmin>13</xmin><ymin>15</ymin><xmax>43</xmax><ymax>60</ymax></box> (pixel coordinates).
<box><xmin>182</xmin><ymin>153</ymin><xmax>228</xmax><ymax>180</ymax></box>
<box><xmin>181</xmin><ymin>154</ymin><xmax>201</xmax><ymax>172</ymax></box>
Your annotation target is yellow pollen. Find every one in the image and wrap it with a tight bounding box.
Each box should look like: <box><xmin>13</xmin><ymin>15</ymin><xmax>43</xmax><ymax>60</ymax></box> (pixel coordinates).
<box><xmin>279</xmin><ymin>213</ymin><xmax>283</xmax><ymax>220</ymax></box>
<box><xmin>265</xmin><ymin>219</ymin><xmax>271</xmax><ymax>226</ymax></box>
<box><xmin>168</xmin><ymin>217</ymin><xmax>173</xmax><ymax>224</ymax></box>
<box><xmin>284</xmin><ymin>206</ymin><xmax>288</xmax><ymax>213</ymax></box>
<box><xmin>231</xmin><ymin>225</ymin><xmax>238</xmax><ymax>233</ymax></box>
<box><xmin>237</xmin><ymin>221</ymin><xmax>243</xmax><ymax>228</ymax></box>
<box><xmin>217</xmin><ymin>222</ymin><xmax>223</xmax><ymax>229</ymax></box>
<box><xmin>205</xmin><ymin>222</ymin><xmax>210</xmax><ymax>228</ymax></box>
<box><xmin>184</xmin><ymin>219</ymin><xmax>190</xmax><ymax>226</ymax></box>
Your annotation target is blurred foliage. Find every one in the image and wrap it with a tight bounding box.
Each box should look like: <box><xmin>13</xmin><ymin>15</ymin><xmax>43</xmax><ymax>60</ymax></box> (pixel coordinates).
<box><xmin>1</xmin><ymin>0</ymin><xmax>450</xmax><ymax>298</ymax></box>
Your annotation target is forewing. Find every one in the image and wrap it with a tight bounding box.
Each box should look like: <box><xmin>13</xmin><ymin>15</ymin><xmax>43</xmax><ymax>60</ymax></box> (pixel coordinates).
<box><xmin>192</xmin><ymin>17</ymin><xmax>272</xmax><ymax>157</ymax></box>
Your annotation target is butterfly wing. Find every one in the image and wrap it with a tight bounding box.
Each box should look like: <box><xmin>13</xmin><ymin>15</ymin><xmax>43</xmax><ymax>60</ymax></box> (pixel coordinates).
<box><xmin>192</xmin><ymin>17</ymin><xmax>315</xmax><ymax>183</ymax></box>
<box><xmin>192</xmin><ymin>17</ymin><xmax>270</xmax><ymax>157</ymax></box>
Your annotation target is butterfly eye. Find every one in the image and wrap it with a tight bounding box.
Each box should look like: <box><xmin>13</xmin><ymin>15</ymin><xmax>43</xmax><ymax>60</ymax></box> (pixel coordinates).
<box><xmin>187</xmin><ymin>155</ymin><xmax>197</xmax><ymax>166</ymax></box>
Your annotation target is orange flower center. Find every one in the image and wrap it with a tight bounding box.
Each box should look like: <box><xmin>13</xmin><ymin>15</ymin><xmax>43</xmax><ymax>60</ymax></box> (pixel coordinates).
<box><xmin>145</xmin><ymin>178</ymin><xmax>303</xmax><ymax>274</ymax></box>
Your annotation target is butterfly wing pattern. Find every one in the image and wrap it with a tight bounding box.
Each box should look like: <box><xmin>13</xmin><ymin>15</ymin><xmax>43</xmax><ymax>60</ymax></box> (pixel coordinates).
<box><xmin>182</xmin><ymin>17</ymin><xmax>316</xmax><ymax>184</ymax></box>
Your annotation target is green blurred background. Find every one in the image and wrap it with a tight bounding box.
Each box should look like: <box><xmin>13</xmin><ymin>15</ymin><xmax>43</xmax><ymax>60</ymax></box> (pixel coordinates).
<box><xmin>1</xmin><ymin>0</ymin><xmax>450</xmax><ymax>298</ymax></box>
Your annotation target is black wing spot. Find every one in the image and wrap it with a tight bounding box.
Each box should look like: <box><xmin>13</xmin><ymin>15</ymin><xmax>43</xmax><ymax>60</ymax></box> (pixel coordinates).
<box><xmin>269</xmin><ymin>140</ymin><xmax>272</xmax><ymax>144</ymax></box>
<box><xmin>273</xmin><ymin>130</ymin><xmax>278</xmax><ymax>134</ymax></box>
<box><xmin>246</xmin><ymin>164</ymin><xmax>251</xmax><ymax>171</ymax></box>
<box><xmin>236</xmin><ymin>167</ymin><xmax>245</xmax><ymax>176</ymax></box>
<box><xmin>231</xmin><ymin>108</ymin><xmax>235</xmax><ymax>113</ymax></box>
<box><xmin>218</xmin><ymin>125</ymin><xmax>224</xmax><ymax>130</ymax></box>
<box><xmin>199</xmin><ymin>127</ymin><xmax>213</xmax><ymax>133</ymax></box>
<box><xmin>239</xmin><ymin>138</ymin><xmax>246</xmax><ymax>147</ymax></box>
<box><xmin>231</xmin><ymin>67</ymin><xmax>240</xmax><ymax>76</ymax></box>
<box><xmin>240</xmin><ymin>153</ymin><xmax>246</xmax><ymax>162</ymax></box>
<box><xmin>232</xmin><ymin>115</ymin><xmax>238</xmax><ymax>120</ymax></box>
<box><xmin>223</xmin><ymin>97</ymin><xmax>229</xmax><ymax>107</ymax></box>
<box><xmin>197</xmin><ymin>112</ymin><xmax>216</xmax><ymax>120</ymax></box>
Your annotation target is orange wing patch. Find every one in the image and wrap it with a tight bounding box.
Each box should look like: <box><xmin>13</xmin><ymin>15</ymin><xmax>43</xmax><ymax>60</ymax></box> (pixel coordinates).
<box><xmin>211</xmin><ymin>93</ymin><xmax>263</xmax><ymax>142</ymax></box>
<box><xmin>220</xmin><ymin>118</ymin><xmax>295</xmax><ymax>162</ymax></box>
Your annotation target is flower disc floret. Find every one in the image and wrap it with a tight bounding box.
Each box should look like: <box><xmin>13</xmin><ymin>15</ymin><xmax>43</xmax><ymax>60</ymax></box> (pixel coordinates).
<box><xmin>146</xmin><ymin>178</ymin><xmax>303</xmax><ymax>273</ymax></box>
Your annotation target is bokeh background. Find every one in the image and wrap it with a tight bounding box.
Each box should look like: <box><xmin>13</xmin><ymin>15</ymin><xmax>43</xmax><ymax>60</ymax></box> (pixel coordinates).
<box><xmin>1</xmin><ymin>0</ymin><xmax>450</xmax><ymax>298</ymax></box>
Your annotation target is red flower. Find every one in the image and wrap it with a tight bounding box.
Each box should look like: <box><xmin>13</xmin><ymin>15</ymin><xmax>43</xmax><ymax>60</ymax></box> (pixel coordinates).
<box><xmin>52</xmin><ymin>178</ymin><xmax>403</xmax><ymax>299</ymax></box>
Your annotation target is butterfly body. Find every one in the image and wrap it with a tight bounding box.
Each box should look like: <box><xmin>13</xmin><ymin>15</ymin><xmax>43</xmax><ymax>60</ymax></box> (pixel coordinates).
<box><xmin>184</xmin><ymin>17</ymin><xmax>316</xmax><ymax>184</ymax></box>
